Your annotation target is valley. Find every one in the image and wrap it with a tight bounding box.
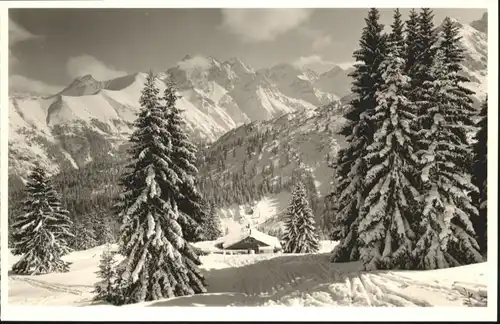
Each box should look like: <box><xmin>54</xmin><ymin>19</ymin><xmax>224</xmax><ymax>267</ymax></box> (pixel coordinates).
<box><xmin>8</xmin><ymin>14</ymin><xmax>488</xmax><ymax>238</ymax></box>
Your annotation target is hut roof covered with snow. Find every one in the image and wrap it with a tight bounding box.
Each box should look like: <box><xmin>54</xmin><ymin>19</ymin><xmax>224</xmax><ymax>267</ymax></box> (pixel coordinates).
<box><xmin>219</xmin><ymin>228</ymin><xmax>282</xmax><ymax>250</ymax></box>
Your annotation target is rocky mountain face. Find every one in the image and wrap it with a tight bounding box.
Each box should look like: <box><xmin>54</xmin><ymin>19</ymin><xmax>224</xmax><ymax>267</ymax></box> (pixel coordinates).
<box><xmin>9</xmin><ymin>57</ymin><xmax>350</xmax><ymax>177</ymax></box>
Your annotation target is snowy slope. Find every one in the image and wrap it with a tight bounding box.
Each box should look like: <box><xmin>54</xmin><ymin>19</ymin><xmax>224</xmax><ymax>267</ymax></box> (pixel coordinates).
<box><xmin>470</xmin><ymin>12</ymin><xmax>488</xmax><ymax>34</ymax></box>
<box><xmin>7</xmin><ymin>244</ymin><xmax>488</xmax><ymax>307</ymax></box>
<box><xmin>263</xmin><ymin>63</ymin><xmax>338</xmax><ymax>106</ymax></box>
<box><xmin>217</xmin><ymin>192</ymin><xmax>293</xmax><ymax>234</ymax></box>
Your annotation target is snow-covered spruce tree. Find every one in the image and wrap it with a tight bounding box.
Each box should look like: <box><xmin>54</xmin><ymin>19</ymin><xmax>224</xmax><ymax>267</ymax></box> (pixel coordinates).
<box><xmin>162</xmin><ymin>78</ymin><xmax>205</xmax><ymax>243</ymax></box>
<box><xmin>202</xmin><ymin>202</ymin><xmax>223</xmax><ymax>241</ymax></box>
<box><xmin>412</xmin><ymin>9</ymin><xmax>439</xmax><ymax>135</ymax></box>
<box><xmin>283</xmin><ymin>182</ymin><xmax>319</xmax><ymax>253</ymax></box>
<box><xmin>413</xmin><ymin>8</ymin><xmax>438</xmax><ymax>83</ymax></box>
<box><xmin>93</xmin><ymin>242</ymin><xmax>120</xmax><ymax>304</ymax></box>
<box><xmin>404</xmin><ymin>9</ymin><xmax>420</xmax><ymax>74</ymax></box>
<box><xmin>405</xmin><ymin>8</ymin><xmax>438</xmax><ymax>137</ymax></box>
<box><xmin>93</xmin><ymin>213</ymin><xmax>114</xmax><ymax>245</ymax></box>
<box><xmin>357</xmin><ymin>14</ymin><xmax>420</xmax><ymax>270</ymax></box>
<box><xmin>388</xmin><ymin>9</ymin><xmax>405</xmax><ymax>58</ymax></box>
<box><xmin>115</xmin><ymin>71</ymin><xmax>206</xmax><ymax>304</ymax></box>
<box><xmin>412</xmin><ymin>43</ymin><xmax>483</xmax><ymax>269</ymax></box>
<box><xmin>11</xmin><ymin>165</ymin><xmax>73</xmax><ymax>275</ymax></box>
<box><xmin>472</xmin><ymin>97</ymin><xmax>487</xmax><ymax>256</ymax></box>
<box><xmin>72</xmin><ymin>214</ymin><xmax>97</xmax><ymax>250</ymax></box>
<box><xmin>329</xmin><ymin>8</ymin><xmax>387</xmax><ymax>262</ymax></box>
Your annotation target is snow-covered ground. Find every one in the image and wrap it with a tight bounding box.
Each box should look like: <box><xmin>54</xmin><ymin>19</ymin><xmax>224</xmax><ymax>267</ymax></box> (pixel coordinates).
<box><xmin>7</xmin><ymin>241</ymin><xmax>488</xmax><ymax>307</ymax></box>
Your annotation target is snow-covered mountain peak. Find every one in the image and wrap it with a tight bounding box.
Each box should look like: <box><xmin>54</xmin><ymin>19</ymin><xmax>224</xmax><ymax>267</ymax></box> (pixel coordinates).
<box><xmin>443</xmin><ymin>16</ymin><xmax>462</xmax><ymax>26</ymax></box>
<box><xmin>205</xmin><ymin>56</ymin><xmax>222</xmax><ymax>69</ymax></box>
<box><xmin>75</xmin><ymin>74</ymin><xmax>98</xmax><ymax>83</ymax></box>
<box><xmin>320</xmin><ymin>65</ymin><xmax>349</xmax><ymax>78</ymax></box>
<box><xmin>56</xmin><ymin>74</ymin><xmax>104</xmax><ymax>97</ymax></box>
<box><xmin>267</xmin><ymin>63</ymin><xmax>319</xmax><ymax>82</ymax></box>
<box><xmin>103</xmin><ymin>72</ymin><xmax>150</xmax><ymax>92</ymax></box>
<box><xmin>224</xmin><ymin>57</ymin><xmax>254</xmax><ymax>74</ymax></box>
<box><xmin>9</xmin><ymin>25</ymin><xmax>486</xmax><ymax>177</ymax></box>
<box><xmin>156</xmin><ymin>71</ymin><xmax>169</xmax><ymax>81</ymax></box>
<box><xmin>471</xmin><ymin>12</ymin><xmax>487</xmax><ymax>34</ymax></box>
<box><xmin>176</xmin><ymin>55</ymin><xmax>213</xmax><ymax>71</ymax></box>
<box><xmin>181</xmin><ymin>54</ymin><xmax>193</xmax><ymax>61</ymax></box>
<box><xmin>314</xmin><ymin>65</ymin><xmax>353</xmax><ymax>101</ymax></box>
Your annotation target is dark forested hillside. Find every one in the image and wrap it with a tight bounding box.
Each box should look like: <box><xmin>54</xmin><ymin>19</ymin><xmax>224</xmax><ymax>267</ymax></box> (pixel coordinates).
<box><xmin>8</xmin><ymin>100</ymin><xmax>347</xmax><ymax>244</ymax></box>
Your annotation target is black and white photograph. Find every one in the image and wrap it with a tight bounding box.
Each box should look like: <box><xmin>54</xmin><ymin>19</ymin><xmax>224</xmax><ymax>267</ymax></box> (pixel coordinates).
<box><xmin>2</xmin><ymin>2</ymin><xmax>497</xmax><ymax>320</ymax></box>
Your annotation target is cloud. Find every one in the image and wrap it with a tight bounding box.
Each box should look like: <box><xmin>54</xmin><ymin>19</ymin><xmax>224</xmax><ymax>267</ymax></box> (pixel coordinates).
<box><xmin>312</xmin><ymin>35</ymin><xmax>333</xmax><ymax>51</ymax></box>
<box><xmin>66</xmin><ymin>54</ymin><xmax>128</xmax><ymax>80</ymax></box>
<box><xmin>9</xmin><ymin>18</ymin><xmax>42</xmax><ymax>68</ymax></box>
<box><xmin>336</xmin><ymin>61</ymin><xmax>356</xmax><ymax>70</ymax></box>
<box><xmin>9</xmin><ymin>18</ymin><xmax>39</xmax><ymax>46</ymax></box>
<box><xmin>9</xmin><ymin>49</ymin><xmax>19</xmax><ymax>66</ymax></box>
<box><xmin>177</xmin><ymin>55</ymin><xmax>212</xmax><ymax>71</ymax></box>
<box><xmin>220</xmin><ymin>9</ymin><xmax>314</xmax><ymax>42</ymax></box>
<box><xmin>292</xmin><ymin>55</ymin><xmax>337</xmax><ymax>74</ymax></box>
<box><xmin>9</xmin><ymin>74</ymin><xmax>63</xmax><ymax>96</ymax></box>
<box><xmin>293</xmin><ymin>55</ymin><xmax>331</xmax><ymax>68</ymax></box>
<box><xmin>298</xmin><ymin>26</ymin><xmax>336</xmax><ymax>51</ymax></box>
<box><xmin>292</xmin><ymin>55</ymin><xmax>355</xmax><ymax>74</ymax></box>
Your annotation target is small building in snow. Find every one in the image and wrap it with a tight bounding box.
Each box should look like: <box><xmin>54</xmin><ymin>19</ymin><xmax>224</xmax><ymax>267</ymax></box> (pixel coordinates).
<box><xmin>215</xmin><ymin>228</ymin><xmax>282</xmax><ymax>254</ymax></box>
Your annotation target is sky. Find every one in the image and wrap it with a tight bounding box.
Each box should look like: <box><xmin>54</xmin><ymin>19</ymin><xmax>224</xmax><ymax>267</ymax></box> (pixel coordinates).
<box><xmin>9</xmin><ymin>8</ymin><xmax>486</xmax><ymax>94</ymax></box>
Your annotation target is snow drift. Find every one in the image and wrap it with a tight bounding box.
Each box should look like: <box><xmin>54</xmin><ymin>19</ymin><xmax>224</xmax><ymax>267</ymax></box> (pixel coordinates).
<box><xmin>8</xmin><ymin>243</ymin><xmax>488</xmax><ymax>307</ymax></box>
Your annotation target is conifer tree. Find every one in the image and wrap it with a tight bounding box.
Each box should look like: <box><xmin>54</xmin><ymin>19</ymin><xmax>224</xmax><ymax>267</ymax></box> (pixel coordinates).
<box><xmin>283</xmin><ymin>182</ymin><xmax>319</xmax><ymax>253</ymax></box>
<box><xmin>413</xmin><ymin>43</ymin><xmax>483</xmax><ymax>269</ymax></box>
<box><xmin>405</xmin><ymin>9</ymin><xmax>420</xmax><ymax>73</ymax></box>
<box><xmin>202</xmin><ymin>202</ymin><xmax>223</xmax><ymax>241</ymax></box>
<box><xmin>72</xmin><ymin>214</ymin><xmax>97</xmax><ymax>250</ymax></box>
<box><xmin>404</xmin><ymin>8</ymin><xmax>438</xmax><ymax>142</ymax></box>
<box><xmin>472</xmin><ymin>97</ymin><xmax>487</xmax><ymax>256</ymax></box>
<box><xmin>329</xmin><ymin>8</ymin><xmax>387</xmax><ymax>262</ymax></box>
<box><xmin>11</xmin><ymin>165</ymin><xmax>73</xmax><ymax>275</ymax></box>
<box><xmin>389</xmin><ymin>9</ymin><xmax>405</xmax><ymax>57</ymax></box>
<box><xmin>93</xmin><ymin>242</ymin><xmax>120</xmax><ymax>304</ymax></box>
<box><xmin>162</xmin><ymin>78</ymin><xmax>205</xmax><ymax>242</ymax></box>
<box><xmin>357</xmin><ymin>12</ymin><xmax>419</xmax><ymax>270</ymax></box>
<box><xmin>114</xmin><ymin>71</ymin><xmax>206</xmax><ymax>304</ymax></box>
<box><xmin>414</xmin><ymin>8</ymin><xmax>438</xmax><ymax>82</ymax></box>
<box><xmin>411</xmin><ymin>8</ymin><xmax>439</xmax><ymax>134</ymax></box>
<box><xmin>93</xmin><ymin>213</ymin><xmax>114</xmax><ymax>245</ymax></box>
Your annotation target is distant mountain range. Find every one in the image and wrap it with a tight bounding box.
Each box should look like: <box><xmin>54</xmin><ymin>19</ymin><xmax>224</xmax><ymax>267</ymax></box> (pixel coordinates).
<box><xmin>9</xmin><ymin>14</ymin><xmax>487</xmax><ymax>179</ymax></box>
<box><xmin>9</xmin><ymin>57</ymin><xmax>353</xmax><ymax>176</ymax></box>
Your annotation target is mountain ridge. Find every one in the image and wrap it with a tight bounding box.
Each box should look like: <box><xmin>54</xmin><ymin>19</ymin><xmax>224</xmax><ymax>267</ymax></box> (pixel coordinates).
<box><xmin>9</xmin><ymin>57</ymin><xmax>351</xmax><ymax>176</ymax></box>
<box><xmin>8</xmin><ymin>15</ymin><xmax>488</xmax><ymax>180</ymax></box>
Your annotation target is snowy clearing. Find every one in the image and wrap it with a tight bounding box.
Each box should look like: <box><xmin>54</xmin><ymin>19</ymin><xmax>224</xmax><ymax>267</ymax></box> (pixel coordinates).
<box><xmin>8</xmin><ymin>241</ymin><xmax>488</xmax><ymax>307</ymax></box>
